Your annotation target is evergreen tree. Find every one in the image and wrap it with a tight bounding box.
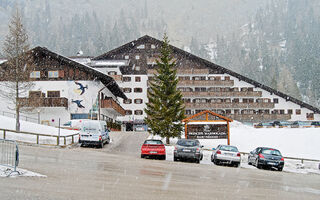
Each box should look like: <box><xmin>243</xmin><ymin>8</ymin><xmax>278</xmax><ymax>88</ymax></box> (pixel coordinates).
<box><xmin>144</xmin><ymin>34</ymin><xmax>185</xmax><ymax>144</ymax></box>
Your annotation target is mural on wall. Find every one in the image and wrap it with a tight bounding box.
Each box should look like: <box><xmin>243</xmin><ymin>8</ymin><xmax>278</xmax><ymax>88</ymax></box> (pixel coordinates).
<box><xmin>71</xmin><ymin>99</ymin><xmax>85</xmax><ymax>108</ymax></box>
<box><xmin>74</xmin><ymin>81</ymin><xmax>88</xmax><ymax>95</ymax></box>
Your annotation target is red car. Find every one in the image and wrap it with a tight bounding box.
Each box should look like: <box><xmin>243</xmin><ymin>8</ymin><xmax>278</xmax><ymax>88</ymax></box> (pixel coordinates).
<box><xmin>141</xmin><ymin>139</ymin><xmax>166</xmax><ymax>160</ymax></box>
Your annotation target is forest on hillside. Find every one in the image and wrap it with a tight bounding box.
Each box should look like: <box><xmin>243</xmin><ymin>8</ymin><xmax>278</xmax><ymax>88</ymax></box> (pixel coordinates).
<box><xmin>0</xmin><ymin>0</ymin><xmax>319</xmax><ymax>107</ymax></box>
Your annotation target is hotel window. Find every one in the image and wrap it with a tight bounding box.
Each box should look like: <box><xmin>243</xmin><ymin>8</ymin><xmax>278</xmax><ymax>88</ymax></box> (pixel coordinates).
<box><xmin>249</xmin><ymin>99</ymin><xmax>254</xmax><ymax>103</ymax></box>
<box><xmin>296</xmin><ymin>109</ymin><xmax>301</xmax><ymax>115</ymax></box>
<box><xmin>226</xmin><ymin>110</ymin><xmax>231</xmax><ymax>114</ymax></box>
<box><xmin>30</xmin><ymin>71</ymin><xmax>40</xmax><ymax>78</ymax></box>
<box><xmin>134</xmin><ymin>88</ymin><xmax>143</xmax><ymax>93</ymax></box>
<box><xmin>306</xmin><ymin>113</ymin><xmax>314</xmax><ymax>120</ymax></box>
<box><xmin>288</xmin><ymin>109</ymin><xmax>293</xmax><ymax>114</ymax></box>
<box><xmin>48</xmin><ymin>71</ymin><xmax>59</xmax><ymax>78</ymax></box>
<box><xmin>280</xmin><ymin>110</ymin><xmax>285</xmax><ymax>114</ymax></box>
<box><xmin>135</xmin><ymin>66</ymin><xmax>140</xmax><ymax>71</ymax></box>
<box><xmin>47</xmin><ymin>91</ymin><xmax>60</xmax><ymax>98</ymax></box>
<box><xmin>123</xmin><ymin>99</ymin><xmax>132</xmax><ymax>104</ymax></box>
<box><xmin>29</xmin><ymin>91</ymin><xmax>42</xmax><ymax>98</ymax></box>
<box><xmin>241</xmin><ymin>88</ymin><xmax>248</xmax><ymax>92</ymax></box>
<box><xmin>224</xmin><ymin>76</ymin><xmax>230</xmax><ymax>81</ymax></box>
<box><xmin>185</xmin><ymin>110</ymin><xmax>192</xmax><ymax>115</ymax></box>
<box><xmin>135</xmin><ymin>77</ymin><xmax>141</xmax><ymax>82</ymax></box>
<box><xmin>125</xmin><ymin>110</ymin><xmax>132</xmax><ymax>115</ymax></box>
<box><xmin>151</xmin><ymin>44</ymin><xmax>156</xmax><ymax>49</ymax></box>
<box><xmin>137</xmin><ymin>44</ymin><xmax>145</xmax><ymax>49</ymax></box>
<box><xmin>123</xmin><ymin>88</ymin><xmax>132</xmax><ymax>93</ymax></box>
<box><xmin>135</xmin><ymin>55</ymin><xmax>140</xmax><ymax>60</ymax></box>
<box><xmin>248</xmin><ymin>88</ymin><xmax>254</xmax><ymax>92</ymax></box>
<box><xmin>273</xmin><ymin>98</ymin><xmax>279</xmax><ymax>103</ymax></box>
<box><xmin>108</xmin><ymin>71</ymin><xmax>117</xmax><ymax>75</ymax></box>
<box><xmin>134</xmin><ymin>99</ymin><xmax>143</xmax><ymax>104</ymax></box>
<box><xmin>233</xmin><ymin>98</ymin><xmax>239</xmax><ymax>103</ymax></box>
<box><xmin>123</xmin><ymin>77</ymin><xmax>131</xmax><ymax>82</ymax></box>
<box><xmin>134</xmin><ymin>110</ymin><xmax>143</xmax><ymax>115</ymax></box>
<box><xmin>234</xmin><ymin>109</ymin><xmax>240</xmax><ymax>114</ymax></box>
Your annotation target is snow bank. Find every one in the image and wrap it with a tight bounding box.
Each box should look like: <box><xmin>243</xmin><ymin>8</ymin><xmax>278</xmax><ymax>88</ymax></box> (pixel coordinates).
<box><xmin>0</xmin><ymin>165</ymin><xmax>46</xmax><ymax>177</ymax></box>
<box><xmin>0</xmin><ymin>115</ymin><xmax>79</xmax><ymax>145</ymax></box>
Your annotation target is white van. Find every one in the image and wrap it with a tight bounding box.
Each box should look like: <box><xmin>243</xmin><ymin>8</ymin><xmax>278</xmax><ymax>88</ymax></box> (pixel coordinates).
<box><xmin>79</xmin><ymin>120</ymin><xmax>110</xmax><ymax>148</ymax></box>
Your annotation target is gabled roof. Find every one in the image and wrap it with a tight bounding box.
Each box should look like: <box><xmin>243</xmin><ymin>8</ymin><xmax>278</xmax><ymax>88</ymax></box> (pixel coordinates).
<box><xmin>11</xmin><ymin>46</ymin><xmax>126</xmax><ymax>99</ymax></box>
<box><xmin>94</xmin><ymin>35</ymin><xmax>320</xmax><ymax>114</ymax></box>
<box><xmin>182</xmin><ymin>110</ymin><xmax>233</xmax><ymax>122</ymax></box>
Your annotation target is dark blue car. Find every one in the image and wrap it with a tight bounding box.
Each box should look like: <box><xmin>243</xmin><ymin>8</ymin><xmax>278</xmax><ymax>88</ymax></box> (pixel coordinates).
<box><xmin>248</xmin><ymin>147</ymin><xmax>284</xmax><ymax>171</ymax></box>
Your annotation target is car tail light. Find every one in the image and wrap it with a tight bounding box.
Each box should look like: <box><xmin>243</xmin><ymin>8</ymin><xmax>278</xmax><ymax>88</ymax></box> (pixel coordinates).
<box><xmin>174</xmin><ymin>146</ymin><xmax>177</xmax><ymax>150</ymax></box>
<box><xmin>237</xmin><ymin>152</ymin><xmax>241</xmax><ymax>157</ymax></box>
<box><xmin>99</xmin><ymin>136</ymin><xmax>102</xmax><ymax>141</ymax></box>
<box><xmin>217</xmin><ymin>150</ymin><xmax>221</xmax><ymax>154</ymax></box>
<box><xmin>281</xmin><ymin>157</ymin><xmax>284</xmax><ymax>161</ymax></box>
<box><xmin>259</xmin><ymin>154</ymin><xmax>264</xmax><ymax>158</ymax></box>
<box><xmin>196</xmin><ymin>148</ymin><xmax>200</xmax><ymax>152</ymax></box>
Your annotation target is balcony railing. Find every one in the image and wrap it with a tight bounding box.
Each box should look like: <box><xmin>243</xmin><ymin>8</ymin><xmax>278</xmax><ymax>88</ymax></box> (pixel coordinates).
<box><xmin>147</xmin><ymin>68</ymin><xmax>210</xmax><ymax>75</ymax></box>
<box><xmin>100</xmin><ymin>98</ymin><xmax>126</xmax><ymax>116</ymax></box>
<box><xmin>19</xmin><ymin>97</ymin><xmax>68</xmax><ymax>108</ymax></box>
<box><xmin>181</xmin><ymin>91</ymin><xmax>262</xmax><ymax>97</ymax></box>
<box><xmin>178</xmin><ymin>80</ymin><xmax>234</xmax><ymax>87</ymax></box>
<box><xmin>184</xmin><ymin>102</ymin><xmax>275</xmax><ymax>109</ymax></box>
<box><xmin>185</xmin><ymin>114</ymin><xmax>291</xmax><ymax>122</ymax></box>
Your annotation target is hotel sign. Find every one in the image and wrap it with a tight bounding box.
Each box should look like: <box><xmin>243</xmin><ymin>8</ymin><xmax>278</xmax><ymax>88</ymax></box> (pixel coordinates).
<box><xmin>187</xmin><ymin>124</ymin><xmax>227</xmax><ymax>139</ymax></box>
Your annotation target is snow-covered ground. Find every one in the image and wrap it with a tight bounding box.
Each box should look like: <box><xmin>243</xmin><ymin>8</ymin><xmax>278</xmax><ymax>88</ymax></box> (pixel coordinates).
<box><xmin>0</xmin><ymin>165</ymin><xmax>46</xmax><ymax>178</ymax></box>
<box><xmin>0</xmin><ymin>115</ymin><xmax>79</xmax><ymax>145</ymax></box>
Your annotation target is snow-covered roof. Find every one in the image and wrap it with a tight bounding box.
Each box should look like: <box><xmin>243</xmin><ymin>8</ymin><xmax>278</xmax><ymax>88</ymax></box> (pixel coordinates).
<box><xmin>91</xmin><ymin>60</ymin><xmax>129</xmax><ymax>67</ymax></box>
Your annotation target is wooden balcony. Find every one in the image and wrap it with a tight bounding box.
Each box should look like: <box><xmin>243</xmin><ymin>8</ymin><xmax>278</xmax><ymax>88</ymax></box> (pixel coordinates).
<box><xmin>100</xmin><ymin>98</ymin><xmax>126</xmax><ymax>116</ymax></box>
<box><xmin>184</xmin><ymin>102</ymin><xmax>275</xmax><ymax>109</ymax></box>
<box><xmin>19</xmin><ymin>97</ymin><xmax>68</xmax><ymax>108</ymax></box>
<box><xmin>178</xmin><ymin>80</ymin><xmax>234</xmax><ymax>87</ymax></box>
<box><xmin>181</xmin><ymin>91</ymin><xmax>262</xmax><ymax>97</ymax></box>
<box><xmin>147</xmin><ymin>68</ymin><xmax>210</xmax><ymax>75</ymax></box>
<box><xmin>185</xmin><ymin>114</ymin><xmax>291</xmax><ymax>123</ymax></box>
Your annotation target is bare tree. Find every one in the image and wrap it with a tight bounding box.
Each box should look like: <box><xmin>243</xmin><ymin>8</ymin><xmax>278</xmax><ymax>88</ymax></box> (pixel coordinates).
<box><xmin>0</xmin><ymin>8</ymin><xmax>34</xmax><ymax>131</ymax></box>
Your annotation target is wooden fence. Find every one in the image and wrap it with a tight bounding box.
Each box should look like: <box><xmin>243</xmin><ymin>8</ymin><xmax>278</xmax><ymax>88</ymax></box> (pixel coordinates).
<box><xmin>0</xmin><ymin>128</ymin><xmax>79</xmax><ymax>146</ymax></box>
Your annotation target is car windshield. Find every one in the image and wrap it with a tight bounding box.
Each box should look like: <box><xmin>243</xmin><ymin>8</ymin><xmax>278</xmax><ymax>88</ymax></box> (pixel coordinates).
<box><xmin>261</xmin><ymin>149</ymin><xmax>281</xmax><ymax>156</ymax></box>
<box><xmin>177</xmin><ymin>140</ymin><xmax>198</xmax><ymax>147</ymax></box>
<box><xmin>63</xmin><ymin>121</ymin><xmax>71</xmax><ymax>126</ymax></box>
<box><xmin>144</xmin><ymin>140</ymin><xmax>163</xmax><ymax>145</ymax></box>
<box><xmin>220</xmin><ymin>146</ymin><xmax>238</xmax><ymax>152</ymax></box>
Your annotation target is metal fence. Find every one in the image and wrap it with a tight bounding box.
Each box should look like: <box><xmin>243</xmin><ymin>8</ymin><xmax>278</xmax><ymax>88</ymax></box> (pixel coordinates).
<box><xmin>0</xmin><ymin>139</ymin><xmax>19</xmax><ymax>174</ymax></box>
<box><xmin>0</xmin><ymin>110</ymin><xmax>38</xmax><ymax>123</ymax></box>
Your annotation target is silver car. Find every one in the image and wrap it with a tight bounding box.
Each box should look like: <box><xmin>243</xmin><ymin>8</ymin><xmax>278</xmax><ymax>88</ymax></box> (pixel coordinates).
<box><xmin>211</xmin><ymin>145</ymin><xmax>241</xmax><ymax>167</ymax></box>
<box><xmin>174</xmin><ymin>139</ymin><xmax>203</xmax><ymax>163</ymax></box>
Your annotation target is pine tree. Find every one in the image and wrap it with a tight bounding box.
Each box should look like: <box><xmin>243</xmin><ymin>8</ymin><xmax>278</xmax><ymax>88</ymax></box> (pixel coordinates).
<box><xmin>144</xmin><ymin>34</ymin><xmax>185</xmax><ymax>144</ymax></box>
<box><xmin>0</xmin><ymin>8</ymin><xmax>33</xmax><ymax>131</ymax></box>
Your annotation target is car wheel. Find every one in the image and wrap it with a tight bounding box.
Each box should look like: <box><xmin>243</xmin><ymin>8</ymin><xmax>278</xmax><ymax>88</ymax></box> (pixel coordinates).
<box><xmin>278</xmin><ymin>166</ymin><xmax>283</xmax><ymax>171</ymax></box>
<box><xmin>99</xmin><ymin>141</ymin><xmax>104</xmax><ymax>148</ymax></box>
<box><xmin>162</xmin><ymin>155</ymin><xmax>166</xmax><ymax>160</ymax></box>
<box><xmin>214</xmin><ymin>159</ymin><xmax>219</xmax><ymax>165</ymax></box>
<box><xmin>255</xmin><ymin>159</ymin><xmax>261</xmax><ymax>169</ymax></box>
<box><xmin>174</xmin><ymin>156</ymin><xmax>178</xmax><ymax>161</ymax></box>
<box><xmin>106</xmin><ymin>137</ymin><xmax>110</xmax><ymax>144</ymax></box>
<box><xmin>248</xmin><ymin>157</ymin><xmax>252</xmax><ymax>165</ymax></box>
<box><xmin>195</xmin><ymin>158</ymin><xmax>200</xmax><ymax>164</ymax></box>
<box><xmin>234</xmin><ymin>163</ymin><xmax>240</xmax><ymax>168</ymax></box>
<box><xmin>141</xmin><ymin>154</ymin><xmax>145</xmax><ymax>159</ymax></box>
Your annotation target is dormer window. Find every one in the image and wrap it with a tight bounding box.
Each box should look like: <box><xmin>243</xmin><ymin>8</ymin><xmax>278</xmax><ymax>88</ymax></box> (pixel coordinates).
<box><xmin>137</xmin><ymin>44</ymin><xmax>145</xmax><ymax>49</ymax></box>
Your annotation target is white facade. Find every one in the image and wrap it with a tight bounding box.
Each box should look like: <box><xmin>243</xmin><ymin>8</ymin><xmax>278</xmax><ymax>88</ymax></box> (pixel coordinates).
<box><xmin>0</xmin><ymin>80</ymin><xmax>120</xmax><ymax>127</ymax></box>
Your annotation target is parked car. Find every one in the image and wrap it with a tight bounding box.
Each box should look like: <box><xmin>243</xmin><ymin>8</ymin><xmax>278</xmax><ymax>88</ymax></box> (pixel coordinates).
<box><xmin>272</xmin><ymin>121</ymin><xmax>292</xmax><ymax>127</ymax></box>
<box><xmin>141</xmin><ymin>139</ymin><xmax>166</xmax><ymax>160</ymax></box>
<box><xmin>79</xmin><ymin>120</ymin><xmax>110</xmax><ymax>148</ymax></box>
<box><xmin>254</xmin><ymin>122</ymin><xmax>273</xmax><ymax>128</ymax></box>
<box><xmin>174</xmin><ymin>139</ymin><xmax>203</xmax><ymax>163</ymax></box>
<box><xmin>248</xmin><ymin>147</ymin><xmax>284</xmax><ymax>171</ymax></box>
<box><xmin>311</xmin><ymin>121</ymin><xmax>320</xmax><ymax>127</ymax></box>
<box><xmin>211</xmin><ymin>145</ymin><xmax>241</xmax><ymax>167</ymax></box>
<box><xmin>291</xmin><ymin>121</ymin><xmax>312</xmax><ymax>128</ymax></box>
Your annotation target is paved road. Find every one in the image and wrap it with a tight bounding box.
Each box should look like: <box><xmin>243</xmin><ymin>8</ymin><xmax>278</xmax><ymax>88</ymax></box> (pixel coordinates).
<box><xmin>0</xmin><ymin>132</ymin><xmax>319</xmax><ymax>200</ymax></box>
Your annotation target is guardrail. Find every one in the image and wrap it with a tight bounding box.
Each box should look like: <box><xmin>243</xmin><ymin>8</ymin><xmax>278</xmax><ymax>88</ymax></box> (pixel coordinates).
<box><xmin>0</xmin><ymin>110</ymin><xmax>38</xmax><ymax>123</ymax></box>
<box><xmin>0</xmin><ymin>139</ymin><xmax>19</xmax><ymax>175</ymax></box>
<box><xmin>0</xmin><ymin>128</ymin><xmax>79</xmax><ymax>146</ymax></box>
<box><xmin>239</xmin><ymin>152</ymin><xmax>320</xmax><ymax>164</ymax></box>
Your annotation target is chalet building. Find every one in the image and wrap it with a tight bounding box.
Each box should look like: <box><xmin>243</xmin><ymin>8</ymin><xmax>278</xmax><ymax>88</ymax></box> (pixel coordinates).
<box><xmin>0</xmin><ymin>47</ymin><xmax>126</xmax><ymax>127</ymax></box>
<box><xmin>88</xmin><ymin>35</ymin><xmax>320</xmax><ymax>126</ymax></box>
